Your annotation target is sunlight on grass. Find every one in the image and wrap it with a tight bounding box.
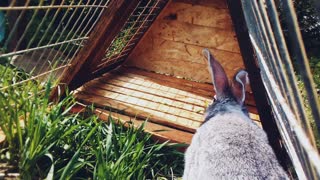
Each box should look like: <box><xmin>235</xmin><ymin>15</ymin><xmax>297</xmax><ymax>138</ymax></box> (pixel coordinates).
<box><xmin>0</xmin><ymin>65</ymin><xmax>184</xmax><ymax>179</ymax></box>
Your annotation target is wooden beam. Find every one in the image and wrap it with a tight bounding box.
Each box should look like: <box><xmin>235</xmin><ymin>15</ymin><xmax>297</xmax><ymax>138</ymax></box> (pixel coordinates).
<box><xmin>50</xmin><ymin>0</ymin><xmax>140</xmax><ymax>101</ymax></box>
<box><xmin>226</xmin><ymin>0</ymin><xmax>290</xmax><ymax>170</ymax></box>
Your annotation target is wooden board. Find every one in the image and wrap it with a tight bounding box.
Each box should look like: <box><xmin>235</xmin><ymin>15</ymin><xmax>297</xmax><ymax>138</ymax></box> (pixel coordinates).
<box><xmin>71</xmin><ymin>103</ymin><xmax>193</xmax><ymax>145</ymax></box>
<box><xmin>74</xmin><ymin>67</ymin><xmax>261</xmax><ymax>135</ymax></box>
<box><xmin>125</xmin><ymin>35</ymin><xmax>244</xmax><ymax>83</ymax></box>
<box><xmin>158</xmin><ymin>2</ymin><xmax>232</xmax><ymax>29</ymax></box>
<box><xmin>125</xmin><ymin>1</ymin><xmax>244</xmax><ymax>83</ymax></box>
<box><xmin>151</xmin><ymin>20</ymin><xmax>240</xmax><ymax>53</ymax></box>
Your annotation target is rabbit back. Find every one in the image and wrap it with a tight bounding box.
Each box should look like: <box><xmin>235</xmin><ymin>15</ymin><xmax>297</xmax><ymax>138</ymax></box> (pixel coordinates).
<box><xmin>183</xmin><ymin>112</ymin><xmax>288</xmax><ymax>180</ymax></box>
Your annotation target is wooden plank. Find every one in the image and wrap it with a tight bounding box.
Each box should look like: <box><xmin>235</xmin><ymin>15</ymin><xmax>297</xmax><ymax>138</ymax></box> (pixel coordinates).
<box><xmin>226</xmin><ymin>0</ymin><xmax>288</xmax><ymax>170</ymax></box>
<box><xmin>113</xmin><ymin>70</ymin><xmax>215</xmax><ymax>98</ymax></box>
<box><xmin>98</xmin><ymin>76</ymin><xmax>210</xmax><ymax>108</ymax></box>
<box><xmin>96</xmin><ymin>109</ymin><xmax>193</xmax><ymax>145</ymax></box>
<box><xmin>81</xmin><ymin>84</ymin><xmax>204</xmax><ymax>121</ymax></box>
<box><xmin>116</xmin><ymin>68</ymin><xmax>257</xmax><ymax>107</ymax></box>
<box><xmin>75</xmin><ymin>91</ymin><xmax>198</xmax><ymax>133</ymax></box>
<box><xmin>113</xmin><ymin>68</ymin><xmax>259</xmax><ymax>117</ymax></box>
<box><xmin>74</xmin><ymin>66</ymin><xmax>260</xmax><ymax>133</ymax></box>
<box><xmin>112</xmin><ymin>69</ymin><xmax>214</xmax><ymax>97</ymax></box>
<box><xmin>173</xmin><ymin>0</ymin><xmax>228</xmax><ymax>9</ymax></box>
<box><xmin>50</xmin><ymin>0</ymin><xmax>140</xmax><ymax>101</ymax></box>
<box><xmin>150</xmin><ymin>20</ymin><xmax>240</xmax><ymax>53</ymax></box>
<box><xmin>78</xmin><ymin>86</ymin><xmax>204</xmax><ymax>122</ymax></box>
<box><xmin>125</xmin><ymin>35</ymin><xmax>243</xmax><ymax>83</ymax></box>
<box><xmin>87</xmin><ymin>79</ymin><xmax>206</xmax><ymax>113</ymax></box>
<box><xmin>71</xmin><ymin>103</ymin><xmax>193</xmax><ymax>146</ymax></box>
<box><xmin>158</xmin><ymin>2</ymin><xmax>233</xmax><ymax>29</ymax></box>
<box><xmin>93</xmin><ymin>67</ymin><xmax>259</xmax><ymax>117</ymax></box>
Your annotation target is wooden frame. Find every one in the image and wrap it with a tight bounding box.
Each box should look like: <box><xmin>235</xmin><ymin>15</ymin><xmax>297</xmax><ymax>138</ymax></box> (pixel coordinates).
<box><xmin>50</xmin><ymin>0</ymin><xmax>140</xmax><ymax>101</ymax></box>
<box><xmin>226</xmin><ymin>0</ymin><xmax>289</xmax><ymax>170</ymax></box>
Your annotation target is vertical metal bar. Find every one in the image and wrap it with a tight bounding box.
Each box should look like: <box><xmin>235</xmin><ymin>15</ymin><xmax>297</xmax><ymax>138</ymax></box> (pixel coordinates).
<box><xmin>253</xmin><ymin>0</ymin><xmax>289</xmax><ymax>101</ymax></box>
<box><xmin>22</xmin><ymin>0</ymin><xmax>58</xmax><ymax>75</ymax></box>
<box><xmin>265</xmin><ymin>0</ymin><xmax>318</xmax><ymax>146</ymax></box>
<box><xmin>282</xmin><ymin>0</ymin><xmax>320</xmax><ymax>135</ymax></box>
<box><xmin>40</xmin><ymin>0</ymin><xmax>84</xmax><ymax>68</ymax></box>
<box><xmin>226</xmin><ymin>0</ymin><xmax>289</xmax><ymax>170</ymax></box>
<box><xmin>48</xmin><ymin>0</ymin><xmax>94</xmax><ymax>63</ymax></box>
<box><xmin>4</xmin><ymin>0</ymin><xmax>31</xmax><ymax>49</ymax></box>
<box><xmin>14</xmin><ymin>1</ymin><xmax>44</xmax><ymax>52</ymax></box>
<box><xmin>26</xmin><ymin>0</ymin><xmax>72</xmax><ymax>71</ymax></box>
<box><xmin>60</xmin><ymin>0</ymin><xmax>104</xmax><ymax>62</ymax></box>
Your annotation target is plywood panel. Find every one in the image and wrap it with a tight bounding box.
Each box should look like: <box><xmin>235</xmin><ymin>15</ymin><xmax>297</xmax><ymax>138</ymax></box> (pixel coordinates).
<box><xmin>173</xmin><ymin>0</ymin><xmax>228</xmax><ymax>9</ymax></box>
<box><xmin>126</xmin><ymin>35</ymin><xmax>244</xmax><ymax>83</ymax></box>
<box><xmin>125</xmin><ymin>1</ymin><xmax>243</xmax><ymax>83</ymax></box>
<box><xmin>152</xmin><ymin>20</ymin><xmax>240</xmax><ymax>53</ymax></box>
<box><xmin>158</xmin><ymin>2</ymin><xmax>232</xmax><ymax>29</ymax></box>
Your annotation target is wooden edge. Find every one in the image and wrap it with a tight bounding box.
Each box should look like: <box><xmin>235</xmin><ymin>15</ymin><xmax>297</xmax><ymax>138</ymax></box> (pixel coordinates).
<box><xmin>50</xmin><ymin>0</ymin><xmax>141</xmax><ymax>102</ymax></box>
<box><xmin>71</xmin><ymin>102</ymin><xmax>192</xmax><ymax>151</ymax></box>
<box><xmin>75</xmin><ymin>93</ymin><xmax>197</xmax><ymax>133</ymax></box>
<box><xmin>115</xmin><ymin>66</ymin><xmax>258</xmax><ymax>107</ymax></box>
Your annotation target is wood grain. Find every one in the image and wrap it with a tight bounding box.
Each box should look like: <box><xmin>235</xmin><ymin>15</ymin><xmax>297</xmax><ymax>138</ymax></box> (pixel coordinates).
<box><xmin>74</xmin><ymin>67</ymin><xmax>260</xmax><ymax>134</ymax></box>
<box><xmin>125</xmin><ymin>1</ymin><xmax>243</xmax><ymax>83</ymax></box>
<box><xmin>151</xmin><ymin>20</ymin><xmax>240</xmax><ymax>53</ymax></box>
<box><xmin>71</xmin><ymin>103</ymin><xmax>193</xmax><ymax>145</ymax></box>
<box><xmin>158</xmin><ymin>2</ymin><xmax>233</xmax><ymax>29</ymax></box>
<box><xmin>173</xmin><ymin>0</ymin><xmax>228</xmax><ymax>9</ymax></box>
<box><xmin>75</xmin><ymin>91</ymin><xmax>197</xmax><ymax>133</ymax></box>
<box><xmin>111</xmin><ymin>67</ymin><xmax>257</xmax><ymax>114</ymax></box>
<box><xmin>79</xmin><ymin>84</ymin><xmax>205</xmax><ymax>120</ymax></box>
<box><xmin>96</xmin><ymin>108</ymin><xmax>193</xmax><ymax>145</ymax></box>
<box><xmin>126</xmin><ymin>35</ymin><xmax>244</xmax><ymax>83</ymax></box>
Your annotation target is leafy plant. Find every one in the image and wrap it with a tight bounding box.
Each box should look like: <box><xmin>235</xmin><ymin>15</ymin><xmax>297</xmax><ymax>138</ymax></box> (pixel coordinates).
<box><xmin>0</xmin><ymin>65</ymin><xmax>185</xmax><ymax>179</ymax></box>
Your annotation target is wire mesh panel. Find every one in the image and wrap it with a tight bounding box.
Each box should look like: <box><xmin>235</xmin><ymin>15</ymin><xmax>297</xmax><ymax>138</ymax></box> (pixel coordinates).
<box><xmin>89</xmin><ymin>0</ymin><xmax>168</xmax><ymax>75</ymax></box>
<box><xmin>0</xmin><ymin>0</ymin><xmax>110</xmax><ymax>89</ymax></box>
<box><xmin>240</xmin><ymin>0</ymin><xmax>320</xmax><ymax>179</ymax></box>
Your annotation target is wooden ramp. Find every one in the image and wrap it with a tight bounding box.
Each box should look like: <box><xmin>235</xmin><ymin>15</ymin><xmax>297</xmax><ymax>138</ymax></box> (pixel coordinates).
<box><xmin>74</xmin><ymin>67</ymin><xmax>260</xmax><ymax>144</ymax></box>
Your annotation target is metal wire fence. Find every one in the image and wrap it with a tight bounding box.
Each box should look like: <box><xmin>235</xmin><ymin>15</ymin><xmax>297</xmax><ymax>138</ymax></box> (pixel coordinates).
<box><xmin>0</xmin><ymin>0</ymin><xmax>167</xmax><ymax>91</ymax></box>
<box><xmin>0</xmin><ymin>0</ymin><xmax>111</xmax><ymax>89</ymax></box>
<box><xmin>91</xmin><ymin>0</ymin><xmax>167</xmax><ymax>75</ymax></box>
<box><xmin>241</xmin><ymin>0</ymin><xmax>320</xmax><ymax>179</ymax></box>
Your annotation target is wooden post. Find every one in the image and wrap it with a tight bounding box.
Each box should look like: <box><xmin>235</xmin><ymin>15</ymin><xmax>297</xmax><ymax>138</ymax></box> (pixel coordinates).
<box><xmin>226</xmin><ymin>0</ymin><xmax>290</xmax><ymax>170</ymax></box>
<box><xmin>50</xmin><ymin>0</ymin><xmax>140</xmax><ymax>101</ymax></box>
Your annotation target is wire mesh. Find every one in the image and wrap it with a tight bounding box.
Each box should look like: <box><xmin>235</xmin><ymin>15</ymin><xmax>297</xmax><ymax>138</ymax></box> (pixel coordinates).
<box><xmin>241</xmin><ymin>0</ymin><xmax>320</xmax><ymax>179</ymax></box>
<box><xmin>90</xmin><ymin>0</ymin><xmax>168</xmax><ymax>74</ymax></box>
<box><xmin>0</xmin><ymin>0</ymin><xmax>111</xmax><ymax>90</ymax></box>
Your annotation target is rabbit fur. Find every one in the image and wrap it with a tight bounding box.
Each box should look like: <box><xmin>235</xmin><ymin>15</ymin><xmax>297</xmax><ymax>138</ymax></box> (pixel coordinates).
<box><xmin>183</xmin><ymin>49</ymin><xmax>289</xmax><ymax>180</ymax></box>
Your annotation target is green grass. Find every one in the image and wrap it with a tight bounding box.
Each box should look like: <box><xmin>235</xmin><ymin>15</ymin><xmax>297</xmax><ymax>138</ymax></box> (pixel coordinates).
<box><xmin>296</xmin><ymin>56</ymin><xmax>320</xmax><ymax>149</ymax></box>
<box><xmin>0</xmin><ymin>65</ymin><xmax>185</xmax><ymax>179</ymax></box>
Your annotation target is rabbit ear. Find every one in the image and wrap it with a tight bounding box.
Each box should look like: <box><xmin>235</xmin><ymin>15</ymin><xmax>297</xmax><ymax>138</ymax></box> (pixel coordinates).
<box><xmin>231</xmin><ymin>70</ymin><xmax>248</xmax><ymax>105</ymax></box>
<box><xmin>203</xmin><ymin>49</ymin><xmax>229</xmax><ymax>99</ymax></box>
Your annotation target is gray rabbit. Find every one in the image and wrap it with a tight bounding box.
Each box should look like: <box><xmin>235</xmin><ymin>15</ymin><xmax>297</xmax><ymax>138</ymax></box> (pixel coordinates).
<box><xmin>183</xmin><ymin>49</ymin><xmax>289</xmax><ymax>180</ymax></box>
